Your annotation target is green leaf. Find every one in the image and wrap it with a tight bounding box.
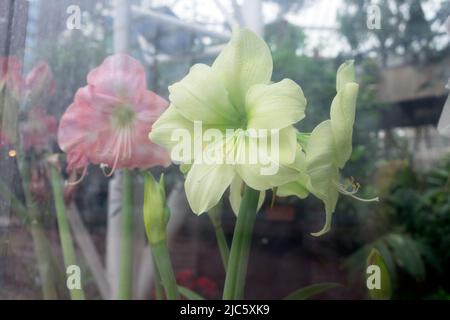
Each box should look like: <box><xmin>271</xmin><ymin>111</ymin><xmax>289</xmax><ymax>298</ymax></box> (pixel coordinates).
<box><xmin>366</xmin><ymin>248</ymin><xmax>392</xmax><ymax>300</ymax></box>
<box><xmin>284</xmin><ymin>283</ymin><xmax>341</xmax><ymax>300</ymax></box>
<box><xmin>385</xmin><ymin>234</ymin><xmax>426</xmax><ymax>281</ymax></box>
<box><xmin>374</xmin><ymin>239</ymin><xmax>398</xmax><ymax>285</ymax></box>
<box><xmin>178</xmin><ymin>286</ymin><xmax>205</xmax><ymax>300</ymax></box>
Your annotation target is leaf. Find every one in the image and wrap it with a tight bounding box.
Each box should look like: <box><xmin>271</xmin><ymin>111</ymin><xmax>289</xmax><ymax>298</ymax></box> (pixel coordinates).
<box><xmin>385</xmin><ymin>234</ymin><xmax>426</xmax><ymax>281</ymax></box>
<box><xmin>374</xmin><ymin>239</ymin><xmax>397</xmax><ymax>285</ymax></box>
<box><xmin>366</xmin><ymin>248</ymin><xmax>392</xmax><ymax>300</ymax></box>
<box><xmin>284</xmin><ymin>283</ymin><xmax>341</xmax><ymax>300</ymax></box>
<box><xmin>415</xmin><ymin>241</ymin><xmax>443</xmax><ymax>274</ymax></box>
<box><xmin>178</xmin><ymin>286</ymin><xmax>205</xmax><ymax>300</ymax></box>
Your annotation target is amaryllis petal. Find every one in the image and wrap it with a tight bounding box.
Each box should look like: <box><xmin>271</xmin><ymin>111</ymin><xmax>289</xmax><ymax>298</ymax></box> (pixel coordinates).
<box><xmin>149</xmin><ymin>105</ymin><xmax>198</xmax><ymax>163</ymax></box>
<box><xmin>245</xmin><ymin>79</ymin><xmax>307</xmax><ymax>130</ymax></box>
<box><xmin>330</xmin><ymin>61</ymin><xmax>359</xmax><ymax>169</ymax></box>
<box><xmin>169</xmin><ymin>64</ymin><xmax>240</xmax><ymax>126</ymax></box>
<box><xmin>234</xmin><ymin>132</ymin><xmax>300</xmax><ymax>191</ymax></box>
<box><xmin>185</xmin><ymin>161</ymin><xmax>236</xmax><ymax>215</ymax></box>
<box><xmin>87</xmin><ymin>54</ymin><xmax>147</xmax><ymax>102</ymax></box>
<box><xmin>229</xmin><ymin>175</ymin><xmax>265</xmax><ymax>216</ymax></box>
<box><xmin>305</xmin><ymin>120</ymin><xmax>340</xmax><ymax>237</ymax></box>
<box><xmin>212</xmin><ymin>28</ymin><xmax>273</xmax><ymax>112</ymax></box>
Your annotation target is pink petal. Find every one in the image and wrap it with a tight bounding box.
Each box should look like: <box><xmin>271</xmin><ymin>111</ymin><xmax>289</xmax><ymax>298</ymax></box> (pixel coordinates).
<box><xmin>57</xmin><ymin>89</ymin><xmax>111</xmax><ymax>164</ymax></box>
<box><xmin>87</xmin><ymin>54</ymin><xmax>147</xmax><ymax>101</ymax></box>
<box><xmin>135</xmin><ymin>89</ymin><xmax>169</xmax><ymax>117</ymax></box>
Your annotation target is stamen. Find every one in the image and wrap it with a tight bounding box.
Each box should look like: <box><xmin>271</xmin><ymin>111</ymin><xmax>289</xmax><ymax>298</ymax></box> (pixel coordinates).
<box><xmin>335</xmin><ymin>178</ymin><xmax>379</xmax><ymax>202</ymax></box>
<box><xmin>66</xmin><ymin>166</ymin><xmax>88</xmax><ymax>185</ymax></box>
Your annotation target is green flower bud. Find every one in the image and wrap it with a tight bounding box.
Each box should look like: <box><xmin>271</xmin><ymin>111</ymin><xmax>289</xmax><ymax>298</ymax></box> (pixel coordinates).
<box><xmin>367</xmin><ymin>248</ymin><xmax>392</xmax><ymax>300</ymax></box>
<box><xmin>143</xmin><ymin>173</ymin><xmax>170</xmax><ymax>245</ymax></box>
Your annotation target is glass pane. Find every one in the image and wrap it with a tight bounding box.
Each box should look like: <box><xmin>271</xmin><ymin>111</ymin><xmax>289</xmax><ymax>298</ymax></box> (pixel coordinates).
<box><xmin>0</xmin><ymin>0</ymin><xmax>449</xmax><ymax>301</ymax></box>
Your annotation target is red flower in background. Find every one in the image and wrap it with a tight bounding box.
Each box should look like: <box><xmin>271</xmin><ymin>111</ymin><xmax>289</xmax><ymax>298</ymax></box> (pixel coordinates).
<box><xmin>57</xmin><ymin>54</ymin><xmax>171</xmax><ymax>178</ymax></box>
<box><xmin>195</xmin><ymin>277</ymin><xmax>217</xmax><ymax>298</ymax></box>
<box><xmin>20</xmin><ymin>107</ymin><xmax>57</xmax><ymax>153</ymax></box>
<box><xmin>175</xmin><ymin>269</ymin><xmax>218</xmax><ymax>299</ymax></box>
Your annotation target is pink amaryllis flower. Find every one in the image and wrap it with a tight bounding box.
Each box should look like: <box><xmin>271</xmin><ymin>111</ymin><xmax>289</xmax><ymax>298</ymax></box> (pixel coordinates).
<box><xmin>20</xmin><ymin>107</ymin><xmax>58</xmax><ymax>152</ymax></box>
<box><xmin>57</xmin><ymin>54</ymin><xmax>170</xmax><ymax>180</ymax></box>
<box><xmin>25</xmin><ymin>62</ymin><xmax>56</xmax><ymax>100</ymax></box>
<box><xmin>0</xmin><ymin>56</ymin><xmax>24</xmax><ymax>97</ymax></box>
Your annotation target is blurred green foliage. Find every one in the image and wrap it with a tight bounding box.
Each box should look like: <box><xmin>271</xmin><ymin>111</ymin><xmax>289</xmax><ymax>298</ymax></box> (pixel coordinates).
<box><xmin>347</xmin><ymin>157</ymin><xmax>450</xmax><ymax>299</ymax></box>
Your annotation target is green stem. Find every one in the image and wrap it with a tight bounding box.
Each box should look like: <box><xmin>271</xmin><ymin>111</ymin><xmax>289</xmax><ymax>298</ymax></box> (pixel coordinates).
<box><xmin>0</xmin><ymin>182</ymin><xmax>58</xmax><ymax>299</ymax></box>
<box><xmin>152</xmin><ymin>241</ymin><xmax>180</xmax><ymax>300</ymax></box>
<box><xmin>49</xmin><ymin>166</ymin><xmax>85</xmax><ymax>300</ymax></box>
<box><xmin>118</xmin><ymin>169</ymin><xmax>134</xmax><ymax>299</ymax></box>
<box><xmin>222</xmin><ymin>185</ymin><xmax>259</xmax><ymax>300</ymax></box>
<box><xmin>208</xmin><ymin>204</ymin><xmax>229</xmax><ymax>271</ymax></box>
<box><xmin>14</xmin><ymin>153</ymin><xmax>58</xmax><ymax>300</ymax></box>
<box><xmin>214</xmin><ymin>226</ymin><xmax>230</xmax><ymax>271</ymax></box>
<box><xmin>29</xmin><ymin>223</ymin><xmax>59</xmax><ymax>299</ymax></box>
<box><xmin>152</xmin><ymin>252</ymin><xmax>164</xmax><ymax>300</ymax></box>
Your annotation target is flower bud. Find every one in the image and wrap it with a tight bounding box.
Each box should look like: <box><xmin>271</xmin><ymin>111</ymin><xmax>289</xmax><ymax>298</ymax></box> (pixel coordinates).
<box><xmin>366</xmin><ymin>248</ymin><xmax>392</xmax><ymax>300</ymax></box>
<box><xmin>25</xmin><ymin>62</ymin><xmax>56</xmax><ymax>101</ymax></box>
<box><xmin>143</xmin><ymin>173</ymin><xmax>170</xmax><ymax>245</ymax></box>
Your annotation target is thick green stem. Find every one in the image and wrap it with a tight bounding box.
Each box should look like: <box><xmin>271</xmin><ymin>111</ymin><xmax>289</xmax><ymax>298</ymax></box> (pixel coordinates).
<box><xmin>118</xmin><ymin>169</ymin><xmax>134</xmax><ymax>299</ymax></box>
<box><xmin>222</xmin><ymin>185</ymin><xmax>259</xmax><ymax>300</ymax></box>
<box><xmin>50</xmin><ymin>166</ymin><xmax>85</xmax><ymax>300</ymax></box>
<box><xmin>152</xmin><ymin>241</ymin><xmax>180</xmax><ymax>300</ymax></box>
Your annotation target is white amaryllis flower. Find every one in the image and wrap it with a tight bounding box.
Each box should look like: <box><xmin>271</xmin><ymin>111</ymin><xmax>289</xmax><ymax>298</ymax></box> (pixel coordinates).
<box><xmin>150</xmin><ymin>27</ymin><xmax>307</xmax><ymax>215</ymax></box>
